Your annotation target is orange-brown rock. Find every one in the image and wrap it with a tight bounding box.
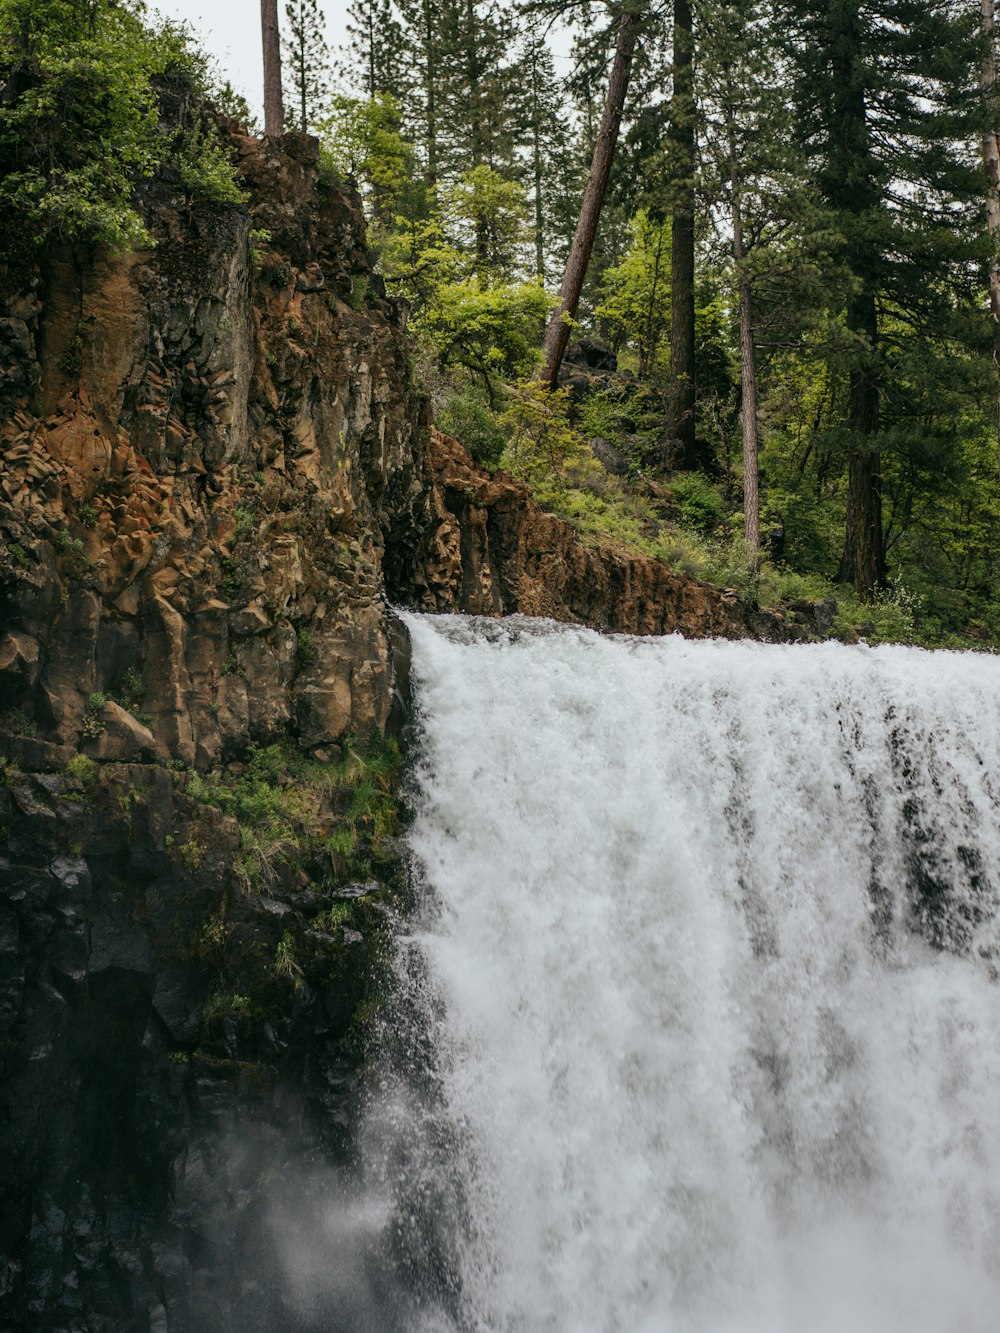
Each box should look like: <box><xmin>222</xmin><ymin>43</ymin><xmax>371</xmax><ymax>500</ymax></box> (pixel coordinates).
<box><xmin>1</xmin><ymin>133</ymin><xmax>423</xmax><ymax>764</ymax></box>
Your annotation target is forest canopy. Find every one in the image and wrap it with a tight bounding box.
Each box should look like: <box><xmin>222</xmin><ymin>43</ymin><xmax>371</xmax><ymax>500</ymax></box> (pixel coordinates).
<box><xmin>3</xmin><ymin>0</ymin><xmax>1000</xmax><ymax>647</ymax></box>
<box><xmin>327</xmin><ymin>0</ymin><xmax>1000</xmax><ymax>646</ymax></box>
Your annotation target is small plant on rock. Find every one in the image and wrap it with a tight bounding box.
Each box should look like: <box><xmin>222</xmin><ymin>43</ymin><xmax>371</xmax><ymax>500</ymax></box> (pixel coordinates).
<box><xmin>82</xmin><ymin>692</ymin><xmax>106</xmax><ymax>740</ymax></box>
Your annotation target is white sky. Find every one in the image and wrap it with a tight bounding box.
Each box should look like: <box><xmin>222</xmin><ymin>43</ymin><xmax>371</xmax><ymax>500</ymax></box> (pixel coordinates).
<box><xmin>150</xmin><ymin>1</ymin><xmax>352</xmax><ymax>118</ymax></box>
<box><xmin>150</xmin><ymin>2</ymin><xmax>577</xmax><ymax>122</ymax></box>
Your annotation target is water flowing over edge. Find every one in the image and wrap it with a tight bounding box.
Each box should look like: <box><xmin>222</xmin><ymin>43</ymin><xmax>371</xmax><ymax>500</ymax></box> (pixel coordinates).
<box><xmin>358</xmin><ymin>614</ymin><xmax>1000</xmax><ymax>1333</ymax></box>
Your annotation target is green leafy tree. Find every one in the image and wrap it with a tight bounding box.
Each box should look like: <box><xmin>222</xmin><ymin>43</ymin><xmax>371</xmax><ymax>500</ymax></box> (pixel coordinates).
<box><xmin>320</xmin><ymin>94</ymin><xmax>417</xmax><ymax>226</ymax></box>
<box><xmin>424</xmin><ymin>279</ymin><xmax>552</xmax><ymax>401</ymax></box>
<box><xmin>595</xmin><ymin>208</ymin><xmax>671</xmax><ymax>375</ymax></box>
<box><xmin>442</xmin><ymin>164</ymin><xmax>532</xmax><ymax>281</ymax></box>
<box><xmin>0</xmin><ymin>0</ymin><xmax>241</xmax><ymax>253</ymax></box>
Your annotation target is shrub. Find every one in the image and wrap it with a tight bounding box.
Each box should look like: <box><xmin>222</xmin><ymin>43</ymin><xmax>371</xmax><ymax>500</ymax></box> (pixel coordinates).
<box><xmin>437</xmin><ymin>382</ymin><xmax>507</xmax><ymax>468</ymax></box>
<box><xmin>669</xmin><ymin>473</ymin><xmax>726</xmax><ymax>534</ymax></box>
<box><xmin>0</xmin><ymin>0</ymin><xmax>243</xmax><ymax>252</ymax></box>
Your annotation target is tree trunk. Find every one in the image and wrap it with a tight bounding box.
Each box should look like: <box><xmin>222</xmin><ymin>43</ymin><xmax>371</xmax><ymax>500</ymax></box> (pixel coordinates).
<box><xmin>539</xmin><ymin>3</ymin><xmax>641</xmax><ymax>389</ymax></box>
<box><xmin>299</xmin><ymin>37</ymin><xmax>307</xmax><ymax>131</ymax></box>
<box><xmin>261</xmin><ymin>0</ymin><xmax>284</xmax><ymax>136</ymax></box>
<box><xmin>838</xmin><ymin>292</ymin><xmax>883</xmax><ymax>596</ymax></box>
<box><xmin>826</xmin><ymin>1</ymin><xmax>882</xmax><ymax>599</ymax></box>
<box><xmin>981</xmin><ymin>0</ymin><xmax>1000</xmax><ymax>479</ymax></box>
<box><xmin>727</xmin><ymin>111</ymin><xmax>760</xmax><ymax>573</ymax></box>
<box><xmin>666</xmin><ymin>0</ymin><xmax>698</xmax><ymax>467</ymax></box>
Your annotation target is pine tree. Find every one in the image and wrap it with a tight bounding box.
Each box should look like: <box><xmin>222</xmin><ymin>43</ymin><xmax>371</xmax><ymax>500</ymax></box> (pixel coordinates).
<box><xmin>396</xmin><ymin>0</ymin><xmax>441</xmax><ymax>189</ymax></box>
<box><xmin>343</xmin><ymin>0</ymin><xmax>408</xmax><ymax>102</ymax></box>
<box><xmin>980</xmin><ymin>0</ymin><xmax>1000</xmax><ymax>476</ymax></box>
<box><xmin>507</xmin><ymin>27</ymin><xmax>575</xmax><ymax>283</ymax></box>
<box><xmin>283</xmin><ymin>0</ymin><xmax>330</xmax><ymax>132</ymax></box>
<box><xmin>665</xmin><ymin>0</ymin><xmax>698</xmax><ymax>468</ymax></box>
<box><xmin>780</xmin><ymin>0</ymin><xmax>989</xmax><ymax>598</ymax></box>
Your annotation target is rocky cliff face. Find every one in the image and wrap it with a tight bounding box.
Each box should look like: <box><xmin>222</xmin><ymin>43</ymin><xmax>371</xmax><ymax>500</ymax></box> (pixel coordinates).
<box><xmin>0</xmin><ymin>126</ymin><xmax>801</xmax><ymax>1331</ymax></box>
<box><xmin>0</xmin><ymin>129</ymin><xmax>424</xmax><ymax>1332</ymax></box>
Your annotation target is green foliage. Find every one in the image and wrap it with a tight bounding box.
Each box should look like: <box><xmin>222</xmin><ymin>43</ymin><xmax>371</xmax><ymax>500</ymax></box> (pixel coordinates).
<box><xmin>442</xmin><ymin>165</ymin><xmax>531</xmax><ymax>282</ymax></box>
<box><xmin>65</xmin><ymin>753</ymin><xmax>97</xmax><ymax>785</ymax></box>
<box><xmin>178</xmin><ymin>835</ymin><xmax>204</xmax><ymax>872</ymax></box>
<box><xmin>295</xmin><ymin>626</ymin><xmax>317</xmax><ymax>668</ymax></box>
<box><xmin>669</xmin><ymin>474</ymin><xmax>725</xmax><ymax>535</ymax></box>
<box><xmin>82</xmin><ymin>692</ymin><xmax>105</xmax><ymax>740</ymax></box>
<box><xmin>437</xmin><ymin>382</ymin><xmax>508</xmax><ymax>468</ymax></box>
<box><xmin>0</xmin><ymin>0</ymin><xmax>242</xmax><ymax>251</ymax></box>
<box><xmin>233</xmin><ymin>506</ymin><xmax>255</xmax><ymax>537</ymax></box>
<box><xmin>186</xmin><ymin>736</ymin><xmax>402</xmax><ymax>890</ymax></box>
<box><xmin>319</xmin><ymin>94</ymin><xmax>416</xmax><ymax>223</ymax></box>
<box><xmin>272</xmin><ymin>931</ymin><xmax>303</xmax><ymax>984</ymax></box>
<box><xmin>167</xmin><ymin>118</ymin><xmax>242</xmax><ymax>204</ymax></box>
<box><xmin>250</xmin><ymin>228</ymin><xmax>274</xmax><ymax>269</ymax></box>
<box><xmin>0</xmin><ymin>705</ymin><xmax>37</xmax><ymax>737</ymax></box>
<box><xmin>202</xmin><ymin>989</ymin><xmax>252</xmax><ymax>1022</ymax></box>
<box><xmin>59</xmin><ymin>327</ymin><xmax>84</xmax><ymax>375</ymax></box>
<box><xmin>424</xmin><ymin>279</ymin><xmax>551</xmax><ymax>399</ymax></box>
<box><xmin>54</xmin><ymin>529</ymin><xmax>84</xmax><ymax>556</ymax></box>
<box><xmin>595</xmin><ymin>210</ymin><xmax>671</xmax><ymax>376</ymax></box>
<box><xmin>347</xmin><ymin>275</ymin><xmax>371</xmax><ymax>311</ymax></box>
<box><xmin>501</xmin><ymin>382</ymin><xmax>598</xmax><ymax>488</ymax></box>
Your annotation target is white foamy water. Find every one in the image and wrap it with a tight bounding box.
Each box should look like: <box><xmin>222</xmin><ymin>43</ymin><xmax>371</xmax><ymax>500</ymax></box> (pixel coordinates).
<box><xmin>374</xmin><ymin>614</ymin><xmax>1000</xmax><ymax>1333</ymax></box>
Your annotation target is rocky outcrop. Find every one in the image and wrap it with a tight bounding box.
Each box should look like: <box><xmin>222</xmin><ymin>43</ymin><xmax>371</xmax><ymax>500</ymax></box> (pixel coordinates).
<box><xmin>386</xmin><ymin>427</ymin><xmax>802</xmax><ymax>642</ymax></box>
<box><xmin>0</xmin><ymin>130</ymin><xmax>422</xmax><ymax>1331</ymax></box>
<box><xmin>1</xmin><ymin>130</ymin><xmax>421</xmax><ymax>772</ymax></box>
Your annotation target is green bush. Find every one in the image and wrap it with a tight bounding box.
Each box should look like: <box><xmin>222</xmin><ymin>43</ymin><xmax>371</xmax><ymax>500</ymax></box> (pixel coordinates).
<box><xmin>437</xmin><ymin>382</ymin><xmax>507</xmax><ymax>468</ymax></box>
<box><xmin>669</xmin><ymin>473</ymin><xmax>726</xmax><ymax>534</ymax></box>
<box><xmin>0</xmin><ymin>0</ymin><xmax>243</xmax><ymax>252</ymax></box>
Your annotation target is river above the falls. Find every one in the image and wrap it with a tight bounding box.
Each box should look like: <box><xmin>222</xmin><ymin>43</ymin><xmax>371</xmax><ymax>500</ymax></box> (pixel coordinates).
<box><xmin>341</xmin><ymin>615</ymin><xmax>1000</xmax><ymax>1332</ymax></box>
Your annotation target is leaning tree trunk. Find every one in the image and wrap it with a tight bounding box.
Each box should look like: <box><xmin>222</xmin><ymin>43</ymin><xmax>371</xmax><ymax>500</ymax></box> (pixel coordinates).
<box><xmin>261</xmin><ymin>0</ymin><xmax>284</xmax><ymax>136</ymax></box>
<box><xmin>539</xmin><ymin>3</ymin><xmax>642</xmax><ymax>389</ymax></box>
<box><xmin>665</xmin><ymin>0</ymin><xmax>698</xmax><ymax>468</ymax></box>
<box><xmin>981</xmin><ymin>0</ymin><xmax>1000</xmax><ymax>480</ymax></box>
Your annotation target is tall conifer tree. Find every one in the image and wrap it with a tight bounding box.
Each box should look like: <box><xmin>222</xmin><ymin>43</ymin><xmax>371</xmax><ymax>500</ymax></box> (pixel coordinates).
<box><xmin>780</xmin><ymin>0</ymin><xmax>988</xmax><ymax>597</ymax></box>
<box><xmin>283</xmin><ymin>0</ymin><xmax>330</xmax><ymax>132</ymax></box>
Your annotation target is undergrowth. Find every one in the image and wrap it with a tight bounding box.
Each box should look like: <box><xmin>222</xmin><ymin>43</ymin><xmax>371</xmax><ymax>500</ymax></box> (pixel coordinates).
<box><xmin>186</xmin><ymin>735</ymin><xmax>402</xmax><ymax>890</ymax></box>
<box><xmin>485</xmin><ymin>380</ymin><xmax>983</xmax><ymax>649</ymax></box>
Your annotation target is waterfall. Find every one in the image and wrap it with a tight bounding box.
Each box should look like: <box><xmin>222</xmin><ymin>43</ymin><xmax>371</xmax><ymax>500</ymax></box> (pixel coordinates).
<box><xmin>365</xmin><ymin>613</ymin><xmax>1000</xmax><ymax>1333</ymax></box>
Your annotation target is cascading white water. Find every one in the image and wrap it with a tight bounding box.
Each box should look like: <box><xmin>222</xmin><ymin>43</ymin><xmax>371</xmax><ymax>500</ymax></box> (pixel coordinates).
<box><xmin>373</xmin><ymin>613</ymin><xmax>1000</xmax><ymax>1333</ymax></box>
